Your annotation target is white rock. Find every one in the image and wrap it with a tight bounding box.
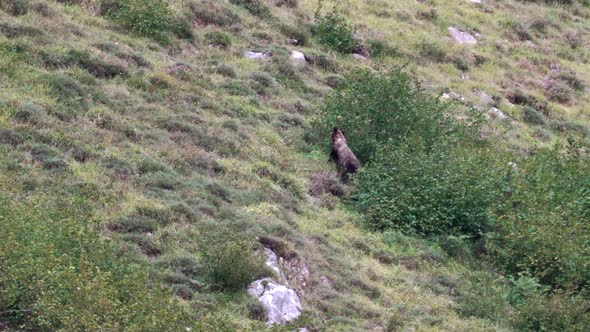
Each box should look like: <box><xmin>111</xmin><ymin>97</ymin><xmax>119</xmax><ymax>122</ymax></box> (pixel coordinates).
<box><xmin>487</xmin><ymin>107</ymin><xmax>508</xmax><ymax>120</ymax></box>
<box><xmin>469</xmin><ymin>0</ymin><xmax>482</xmax><ymax>4</ymax></box>
<box><xmin>352</xmin><ymin>53</ymin><xmax>368</xmax><ymax>61</ymax></box>
<box><xmin>244</xmin><ymin>51</ymin><xmax>270</xmax><ymax>60</ymax></box>
<box><xmin>448</xmin><ymin>27</ymin><xmax>477</xmax><ymax>45</ymax></box>
<box><xmin>479</xmin><ymin>91</ymin><xmax>494</xmax><ymax>106</ymax></box>
<box><xmin>248</xmin><ymin>278</ymin><xmax>302</xmax><ymax>325</ymax></box>
<box><xmin>264</xmin><ymin>248</ymin><xmax>286</xmax><ymax>284</ymax></box>
<box><xmin>290</xmin><ymin>51</ymin><xmax>306</xmax><ymax>66</ymax></box>
<box><xmin>441</xmin><ymin>92</ymin><xmax>465</xmax><ymax>102</ymax></box>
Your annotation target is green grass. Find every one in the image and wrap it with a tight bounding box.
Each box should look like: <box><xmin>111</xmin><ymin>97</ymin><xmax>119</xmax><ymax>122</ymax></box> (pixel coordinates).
<box><xmin>0</xmin><ymin>0</ymin><xmax>589</xmax><ymax>330</ymax></box>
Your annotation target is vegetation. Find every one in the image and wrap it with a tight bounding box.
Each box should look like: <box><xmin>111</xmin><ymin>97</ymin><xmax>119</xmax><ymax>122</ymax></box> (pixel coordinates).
<box><xmin>0</xmin><ymin>0</ymin><xmax>589</xmax><ymax>331</ymax></box>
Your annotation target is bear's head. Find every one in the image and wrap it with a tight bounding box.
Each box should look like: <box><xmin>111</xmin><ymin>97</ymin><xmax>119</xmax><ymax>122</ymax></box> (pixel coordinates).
<box><xmin>331</xmin><ymin>127</ymin><xmax>347</xmax><ymax>145</ymax></box>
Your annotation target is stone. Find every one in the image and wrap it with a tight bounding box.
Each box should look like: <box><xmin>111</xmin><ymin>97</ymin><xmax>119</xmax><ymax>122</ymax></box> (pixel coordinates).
<box><xmin>352</xmin><ymin>54</ymin><xmax>368</xmax><ymax>61</ymax></box>
<box><xmin>487</xmin><ymin>107</ymin><xmax>508</xmax><ymax>120</ymax></box>
<box><xmin>479</xmin><ymin>91</ymin><xmax>494</xmax><ymax>106</ymax></box>
<box><xmin>247</xmin><ymin>278</ymin><xmax>302</xmax><ymax>325</ymax></box>
<box><xmin>244</xmin><ymin>51</ymin><xmax>270</xmax><ymax>60</ymax></box>
<box><xmin>469</xmin><ymin>0</ymin><xmax>482</xmax><ymax>4</ymax></box>
<box><xmin>441</xmin><ymin>92</ymin><xmax>465</xmax><ymax>102</ymax></box>
<box><xmin>448</xmin><ymin>27</ymin><xmax>477</xmax><ymax>45</ymax></box>
<box><xmin>290</xmin><ymin>51</ymin><xmax>306</xmax><ymax>66</ymax></box>
<box><xmin>264</xmin><ymin>248</ymin><xmax>286</xmax><ymax>283</ymax></box>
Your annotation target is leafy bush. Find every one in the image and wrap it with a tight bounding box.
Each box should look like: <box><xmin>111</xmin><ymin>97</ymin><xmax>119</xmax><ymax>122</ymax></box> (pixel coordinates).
<box><xmin>104</xmin><ymin>0</ymin><xmax>178</xmax><ymax>43</ymax></box>
<box><xmin>314</xmin><ymin>68</ymin><xmax>457</xmax><ymax>163</ymax></box>
<box><xmin>511</xmin><ymin>292</ymin><xmax>590</xmax><ymax>331</ymax></box>
<box><xmin>354</xmin><ymin>141</ymin><xmax>509</xmax><ymax>236</ymax></box>
<box><xmin>205</xmin><ymin>31</ymin><xmax>232</xmax><ymax>48</ymax></box>
<box><xmin>506</xmin><ymin>276</ymin><xmax>549</xmax><ymax>307</ymax></box>
<box><xmin>523</xmin><ymin>106</ymin><xmax>545</xmax><ymax>124</ymax></box>
<box><xmin>0</xmin><ymin>194</ymin><xmax>189</xmax><ymax>330</ymax></box>
<box><xmin>487</xmin><ymin>143</ymin><xmax>590</xmax><ymax>291</ymax></box>
<box><xmin>314</xmin><ymin>9</ymin><xmax>356</xmax><ymax>53</ymax></box>
<box><xmin>229</xmin><ymin>0</ymin><xmax>271</xmax><ymax>18</ymax></box>
<box><xmin>200</xmin><ymin>230</ymin><xmax>267</xmax><ymax>290</ymax></box>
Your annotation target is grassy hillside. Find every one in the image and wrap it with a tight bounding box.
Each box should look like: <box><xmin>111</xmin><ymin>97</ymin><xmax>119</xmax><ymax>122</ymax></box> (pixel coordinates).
<box><xmin>0</xmin><ymin>0</ymin><xmax>588</xmax><ymax>331</ymax></box>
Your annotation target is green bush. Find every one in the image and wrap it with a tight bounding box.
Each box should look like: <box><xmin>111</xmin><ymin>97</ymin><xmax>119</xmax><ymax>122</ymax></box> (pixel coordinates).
<box><xmin>354</xmin><ymin>141</ymin><xmax>509</xmax><ymax>236</ymax></box>
<box><xmin>511</xmin><ymin>292</ymin><xmax>590</xmax><ymax>331</ymax></box>
<box><xmin>314</xmin><ymin>9</ymin><xmax>356</xmax><ymax>53</ymax></box>
<box><xmin>200</xmin><ymin>230</ymin><xmax>267</xmax><ymax>290</ymax></box>
<box><xmin>105</xmin><ymin>0</ymin><xmax>177</xmax><ymax>43</ymax></box>
<box><xmin>314</xmin><ymin>68</ymin><xmax>458</xmax><ymax>163</ymax></box>
<box><xmin>523</xmin><ymin>106</ymin><xmax>545</xmax><ymax>124</ymax></box>
<box><xmin>0</xmin><ymin>194</ymin><xmax>190</xmax><ymax>330</ymax></box>
<box><xmin>487</xmin><ymin>142</ymin><xmax>590</xmax><ymax>291</ymax></box>
<box><xmin>229</xmin><ymin>0</ymin><xmax>271</xmax><ymax>18</ymax></box>
<box><xmin>205</xmin><ymin>31</ymin><xmax>232</xmax><ymax>48</ymax></box>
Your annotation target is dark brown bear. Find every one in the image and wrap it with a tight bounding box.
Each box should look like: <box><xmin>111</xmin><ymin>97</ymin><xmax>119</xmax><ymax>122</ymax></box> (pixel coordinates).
<box><xmin>330</xmin><ymin>128</ymin><xmax>359</xmax><ymax>180</ymax></box>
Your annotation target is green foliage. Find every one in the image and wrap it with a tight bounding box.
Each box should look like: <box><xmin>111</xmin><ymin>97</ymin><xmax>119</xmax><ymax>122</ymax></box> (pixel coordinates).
<box><xmin>200</xmin><ymin>230</ymin><xmax>267</xmax><ymax>290</ymax></box>
<box><xmin>315</xmin><ymin>68</ymin><xmax>456</xmax><ymax>163</ymax></box>
<box><xmin>229</xmin><ymin>0</ymin><xmax>271</xmax><ymax>18</ymax></box>
<box><xmin>0</xmin><ymin>194</ymin><xmax>190</xmax><ymax>331</ymax></box>
<box><xmin>506</xmin><ymin>276</ymin><xmax>549</xmax><ymax>307</ymax></box>
<box><xmin>314</xmin><ymin>8</ymin><xmax>356</xmax><ymax>53</ymax></box>
<box><xmin>105</xmin><ymin>0</ymin><xmax>178</xmax><ymax>43</ymax></box>
<box><xmin>511</xmin><ymin>292</ymin><xmax>590</xmax><ymax>331</ymax></box>
<box><xmin>354</xmin><ymin>141</ymin><xmax>509</xmax><ymax>236</ymax></box>
<box><xmin>457</xmin><ymin>271</ymin><xmax>510</xmax><ymax>321</ymax></box>
<box><xmin>523</xmin><ymin>106</ymin><xmax>545</xmax><ymax>124</ymax></box>
<box><xmin>205</xmin><ymin>31</ymin><xmax>232</xmax><ymax>48</ymax></box>
<box><xmin>487</xmin><ymin>142</ymin><xmax>590</xmax><ymax>291</ymax></box>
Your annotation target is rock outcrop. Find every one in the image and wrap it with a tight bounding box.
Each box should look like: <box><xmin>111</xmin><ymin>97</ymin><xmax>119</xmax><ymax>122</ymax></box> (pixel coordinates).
<box><xmin>448</xmin><ymin>27</ymin><xmax>477</xmax><ymax>45</ymax></box>
<box><xmin>247</xmin><ymin>248</ymin><xmax>304</xmax><ymax>325</ymax></box>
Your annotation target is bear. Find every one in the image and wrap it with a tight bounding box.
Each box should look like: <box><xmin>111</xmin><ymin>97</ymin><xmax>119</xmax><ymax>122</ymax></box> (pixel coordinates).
<box><xmin>330</xmin><ymin>127</ymin><xmax>359</xmax><ymax>181</ymax></box>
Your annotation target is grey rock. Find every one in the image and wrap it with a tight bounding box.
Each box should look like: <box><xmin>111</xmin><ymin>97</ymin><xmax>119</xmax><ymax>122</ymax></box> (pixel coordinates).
<box><xmin>479</xmin><ymin>91</ymin><xmax>494</xmax><ymax>106</ymax></box>
<box><xmin>448</xmin><ymin>27</ymin><xmax>477</xmax><ymax>45</ymax></box>
<box><xmin>441</xmin><ymin>92</ymin><xmax>465</xmax><ymax>102</ymax></box>
<box><xmin>248</xmin><ymin>278</ymin><xmax>302</xmax><ymax>325</ymax></box>
<box><xmin>264</xmin><ymin>248</ymin><xmax>286</xmax><ymax>283</ymax></box>
<box><xmin>291</xmin><ymin>51</ymin><xmax>306</xmax><ymax>66</ymax></box>
<box><xmin>352</xmin><ymin>53</ymin><xmax>368</xmax><ymax>61</ymax></box>
<box><xmin>244</xmin><ymin>51</ymin><xmax>270</xmax><ymax>60</ymax></box>
<box><xmin>487</xmin><ymin>107</ymin><xmax>508</xmax><ymax>120</ymax></box>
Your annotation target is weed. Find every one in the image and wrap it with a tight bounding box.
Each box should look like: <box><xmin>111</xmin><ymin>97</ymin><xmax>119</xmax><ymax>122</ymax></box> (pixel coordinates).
<box><xmin>230</xmin><ymin>0</ymin><xmax>271</xmax><ymax>18</ymax></box>
<box><xmin>205</xmin><ymin>31</ymin><xmax>232</xmax><ymax>48</ymax></box>
<box><xmin>523</xmin><ymin>106</ymin><xmax>545</xmax><ymax>125</ymax></box>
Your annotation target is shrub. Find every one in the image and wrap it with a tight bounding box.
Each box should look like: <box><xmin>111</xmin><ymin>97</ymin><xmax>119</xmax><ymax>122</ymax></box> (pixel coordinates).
<box><xmin>279</xmin><ymin>23</ymin><xmax>310</xmax><ymax>46</ymax></box>
<box><xmin>0</xmin><ymin>0</ymin><xmax>29</xmax><ymax>16</ymax></box>
<box><xmin>419</xmin><ymin>40</ymin><xmax>447</xmax><ymax>62</ymax></box>
<box><xmin>29</xmin><ymin>143</ymin><xmax>67</xmax><ymax>170</ymax></box>
<box><xmin>457</xmin><ymin>271</ymin><xmax>510</xmax><ymax>321</ymax></box>
<box><xmin>229</xmin><ymin>0</ymin><xmax>271</xmax><ymax>18</ymax></box>
<box><xmin>487</xmin><ymin>143</ymin><xmax>590</xmax><ymax>291</ymax></box>
<box><xmin>13</xmin><ymin>102</ymin><xmax>45</xmax><ymax>125</ymax></box>
<box><xmin>42</xmin><ymin>72</ymin><xmax>88</xmax><ymax>114</ymax></box>
<box><xmin>506</xmin><ymin>276</ymin><xmax>549</xmax><ymax>307</ymax></box>
<box><xmin>367</xmin><ymin>39</ymin><xmax>398</xmax><ymax>58</ymax></box>
<box><xmin>214</xmin><ymin>63</ymin><xmax>237</xmax><ymax>78</ymax></box>
<box><xmin>354</xmin><ymin>141</ymin><xmax>509</xmax><ymax>236</ymax></box>
<box><xmin>0</xmin><ymin>194</ymin><xmax>190</xmax><ymax>331</ymax></box>
<box><xmin>314</xmin><ymin>68</ymin><xmax>458</xmax><ymax>163</ymax></box>
<box><xmin>186</xmin><ymin>0</ymin><xmax>241</xmax><ymax>27</ymax></box>
<box><xmin>545</xmin><ymin>80</ymin><xmax>573</xmax><ymax>104</ymax></box>
<box><xmin>511</xmin><ymin>292</ymin><xmax>590</xmax><ymax>331</ymax></box>
<box><xmin>200</xmin><ymin>230</ymin><xmax>267</xmax><ymax>290</ymax></box>
<box><xmin>104</xmin><ymin>0</ymin><xmax>176</xmax><ymax>43</ymax></box>
<box><xmin>523</xmin><ymin>106</ymin><xmax>545</xmax><ymax>124</ymax></box>
<box><xmin>314</xmin><ymin>9</ymin><xmax>356</xmax><ymax>53</ymax></box>
<box><xmin>205</xmin><ymin>31</ymin><xmax>232</xmax><ymax>48</ymax></box>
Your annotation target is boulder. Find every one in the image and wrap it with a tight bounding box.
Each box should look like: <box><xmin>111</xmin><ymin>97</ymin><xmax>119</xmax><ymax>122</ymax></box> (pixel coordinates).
<box><xmin>487</xmin><ymin>107</ymin><xmax>508</xmax><ymax>120</ymax></box>
<box><xmin>441</xmin><ymin>92</ymin><xmax>465</xmax><ymax>102</ymax></box>
<box><xmin>244</xmin><ymin>51</ymin><xmax>270</xmax><ymax>60</ymax></box>
<box><xmin>290</xmin><ymin>51</ymin><xmax>306</xmax><ymax>66</ymax></box>
<box><xmin>247</xmin><ymin>278</ymin><xmax>302</xmax><ymax>325</ymax></box>
<box><xmin>479</xmin><ymin>91</ymin><xmax>494</xmax><ymax>106</ymax></box>
<box><xmin>352</xmin><ymin>53</ymin><xmax>368</xmax><ymax>61</ymax></box>
<box><xmin>448</xmin><ymin>27</ymin><xmax>477</xmax><ymax>45</ymax></box>
<box><xmin>264</xmin><ymin>248</ymin><xmax>286</xmax><ymax>283</ymax></box>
